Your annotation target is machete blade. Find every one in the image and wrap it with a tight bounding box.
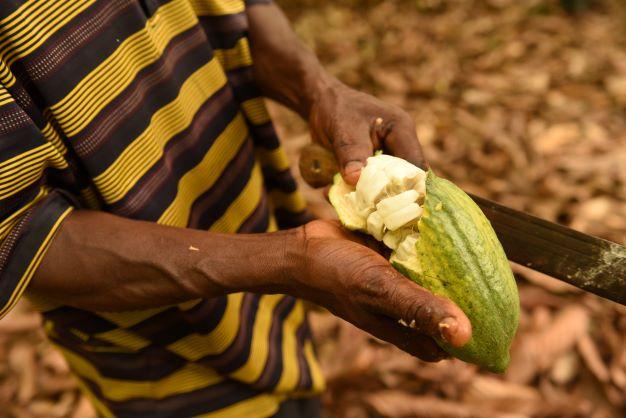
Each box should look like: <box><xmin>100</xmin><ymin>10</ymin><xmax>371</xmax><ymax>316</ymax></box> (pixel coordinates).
<box><xmin>472</xmin><ymin>194</ymin><xmax>626</xmax><ymax>306</ymax></box>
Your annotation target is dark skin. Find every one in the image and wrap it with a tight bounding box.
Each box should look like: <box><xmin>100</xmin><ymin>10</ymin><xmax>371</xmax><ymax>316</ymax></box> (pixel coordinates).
<box><xmin>247</xmin><ymin>3</ymin><xmax>428</xmax><ymax>183</ymax></box>
<box><xmin>30</xmin><ymin>3</ymin><xmax>471</xmax><ymax>362</ymax></box>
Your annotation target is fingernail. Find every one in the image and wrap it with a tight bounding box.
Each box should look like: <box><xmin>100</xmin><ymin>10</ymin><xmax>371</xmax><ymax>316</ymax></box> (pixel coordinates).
<box><xmin>438</xmin><ymin>317</ymin><xmax>457</xmax><ymax>343</ymax></box>
<box><xmin>345</xmin><ymin>161</ymin><xmax>364</xmax><ymax>175</ymax></box>
<box><xmin>344</xmin><ymin>161</ymin><xmax>364</xmax><ymax>184</ymax></box>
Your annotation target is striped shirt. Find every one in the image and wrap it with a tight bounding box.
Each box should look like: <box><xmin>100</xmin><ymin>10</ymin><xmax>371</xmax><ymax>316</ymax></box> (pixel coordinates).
<box><xmin>0</xmin><ymin>0</ymin><xmax>325</xmax><ymax>416</ymax></box>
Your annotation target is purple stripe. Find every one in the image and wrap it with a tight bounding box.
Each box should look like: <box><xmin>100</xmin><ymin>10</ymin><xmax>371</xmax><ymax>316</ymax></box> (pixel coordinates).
<box><xmin>127</xmin><ymin>297</ymin><xmax>225</xmax><ymax>346</ymax></box>
<box><xmin>295</xmin><ymin>320</ymin><xmax>313</xmax><ymax>390</ymax></box>
<box><xmin>253</xmin><ymin>296</ymin><xmax>296</xmax><ymax>390</ymax></box>
<box><xmin>237</xmin><ymin>192</ymin><xmax>270</xmax><ymax>233</ymax></box>
<box><xmin>49</xmin><ymin>333</ymin><xmax>187</xmax><ymax>381</ymax></box>
<box><xmin>198</xmin><ymin>293</ymin><xmax>259</xmax><ymax>372</ymax></box>
<box><xmin>249</xmin><ymin>122</ymin><xmax>281</xmax><ymax>149</ymax></box>
<box><xmin>261</xmin><ymin>166</ymin><xmax>298</xmax><ymax>193</ymax></box>
<box><xmin>187</xmin><ymin>138</ymin><xmax>255</xmax><ymax>228</ymax></box>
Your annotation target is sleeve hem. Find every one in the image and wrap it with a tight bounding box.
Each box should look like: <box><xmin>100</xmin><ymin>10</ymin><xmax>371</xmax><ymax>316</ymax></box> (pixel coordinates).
<box><xmin>0</xmin><ymin>192</ymin><xmax>73</xmax><ymax>319</ymax></box>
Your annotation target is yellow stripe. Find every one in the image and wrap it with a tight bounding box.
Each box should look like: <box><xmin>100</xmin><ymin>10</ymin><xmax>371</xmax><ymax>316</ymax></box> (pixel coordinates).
<box><xmin>94</xmin><ymin>58</ymin><xmax>227</xmax><ymax>203</ymax></box>
<box><xmin>0</xmin><ymin>158</ymin><xmax>66</xmax><ymax>198</ymax></box>
<box><xmin>0</xmin><ymin>148</ymin><xmax>68</xmax><ymax>200</ymax></box>
<box><xmin>73</xmin><ymin>378</ymin><xmax>115</xmax><ymax>418</ymax></box>
<box><xmin>0</xmin><ymin>95</ymin><xmax>12</xmax><ymax>107</ymax></box>
<box><xmin>0</xmin><ymin>215</ymin><xmax>20</xmax><ymax>243</ymax></box>
<box><xmin>269</xmin><ymin>189</ymin><xmax>307</xmax><ymax>213</ymax></box>
<box><xmin>0</xmin><ymin>143</ymin><xmax>51</xmax><ymax>172</ymax></box>
<box><xmin>275</xmin><ymin>302</ymin><xmax>305</xmax><ymax>392</ymax></box>
<box><xmin>0</xmin><ymin>143</ymin><xmax>66</xmax><ymax>181</ymax></box>
<box><xmin>267</xmin><ymin>213</ymin><xmax>278</xmax><ymax>232</ymax></box>
<box><xmin>0</xmin><ymin>152</ymin><xmax>66</xmax><ymax>192</ymax></box>
<box><xmin>0</xmin><ymin>0</ymin><xmax>81</xmax><ymax>44</ymax></box>
<box><xmin>0</xmin><ymin>207</ymin><xmax>72</xmax><ymax>320</ymax></box>
<box><xmin>0</xmin><ymin>1</ymin><xmax>96</xmax><ymax>87</ymax></box>
<box><xmin>41</xmin><ymin>123</ymin><xmax>68</xmax><ymax>155</ymax></box>
<box><xmin>0</xmin><ymin>55</ymin><xmax>15</xmax><ymax>87</ymax></box>
<box><xmin>214</xmin><ymin>37</ymin><xmax>252</xmax><ymax>71</ymax></box>
<box><xmin>256</xmin><ymin>147</ymin><xmax>291</xmax><ymax>172</ymax></box>
<box><xmin>97</xmin><ymin>307</ymin><xmax>170</xmax><ymax>328</ymax></box>
<box><xmin>91</xmin><ymin>300</ymin><xmax>202</xmax><ymax>350</ymax></box>
<box><xmin>230</xmin><ymin>295</ymin><xmax>283</xmax><ymax>382</ymax></box>
<box><xmin>94</xmin><ymin>299</ymin><xmax>203</xmax><ymax>328</ymax></box>
<box><xmin>303</xmin><ymin>340</ymin><xmax>326</xmax><ymax>392</ymax></box>
<box><xmin>48</xmin><ymin>0</ymin><xmax>197</xmax><ymax>136</ymax></box>
<box><xmin>188</xmin><ymin>0</ymin><xmax>245</xmax><ymax>16</ymax></box>
<box><xmin>95</xmin><ymin>329</ymin><xmax>151</xmax><ymax>351</ymax></box>
<box><xmin>209</xmin><ymin>164</ymin><xmax>263</xmax><ymax>233</ymax></box>
<box><xmin>53</xmin><ymin>343</ymin><xmax>222</xmax><ymax>402</ymax></box>
<box><xmin>241</xmin><ymin>98</ymin><xmax>270</xmax><ymax>126</ymax></box>
<box><xmin>158</xmin><ymin>114</ymin><xmax>248</xmax><ymax>226</ymax></box>
<box><xmin>195</xmin><ymin>394</ymin><xmax>284</xmax><ymax>418</ymax></box>
<box><xmin>167</xmin><ymin>293</ymin><xmax>243</xmax><ymax>360</ymax></box>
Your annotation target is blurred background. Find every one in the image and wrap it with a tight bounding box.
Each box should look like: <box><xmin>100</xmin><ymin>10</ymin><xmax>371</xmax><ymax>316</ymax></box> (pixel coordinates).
<box><xmin>1</xmin><ymin>0</ymin><xmax>625</xmax><ymax>417</ymax></box>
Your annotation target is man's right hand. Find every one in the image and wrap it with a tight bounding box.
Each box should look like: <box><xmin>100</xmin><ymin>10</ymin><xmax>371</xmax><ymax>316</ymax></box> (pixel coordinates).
<box><xmin>32</xmin><ymin>210</ymin><xmax>471</xmax><ymax>362</ymax></box>
<box><xmin>286</xmin><ymin>220</ymin><xmax>472</xmax><ymax>362</ymax></box>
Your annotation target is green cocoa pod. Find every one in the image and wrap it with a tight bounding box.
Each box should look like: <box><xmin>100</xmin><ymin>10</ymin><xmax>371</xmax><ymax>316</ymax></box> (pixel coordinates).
<box><xmin>328</xmin><ymin>154</ymin><xmax>520</xmax><ymax>373</ymax></box>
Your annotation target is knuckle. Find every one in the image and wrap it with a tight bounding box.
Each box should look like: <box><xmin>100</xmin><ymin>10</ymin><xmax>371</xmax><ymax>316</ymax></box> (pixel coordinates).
<box><xmin>353</xmin><ymin>264</ymin><xmax>396</xmax><ymax>300</ymax></box>
<box><xmin>399</xmin><ymin>112</ymin><xmax>416</xmax><ymax>128</ymax></box>
<box><xmin>408</xmin><ymin>303</ymin><xmax>434</xmax><ymax>328</ymax></box>
<box><xmin>334</xmin><ymin>137</ymin><xmax>355</xmax><ymax>150</ymax></box>
<box><xmin>356</xmin><ymin>265</ymin><xmax>388</xmax><ymax>295</ymax></box>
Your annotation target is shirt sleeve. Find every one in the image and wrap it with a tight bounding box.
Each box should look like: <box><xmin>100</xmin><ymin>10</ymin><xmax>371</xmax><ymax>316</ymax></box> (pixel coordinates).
<box><xmin>0</xmin><ymin>84</ymin><xmax>75</xmax><ymax>320</ymax></box>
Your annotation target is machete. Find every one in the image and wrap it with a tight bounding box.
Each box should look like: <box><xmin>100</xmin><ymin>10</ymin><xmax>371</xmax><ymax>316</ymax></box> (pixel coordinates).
<box><xmin>298</xmin><ymin>143</ymin><xmax>626</xmax><ymax>306</ymax></box>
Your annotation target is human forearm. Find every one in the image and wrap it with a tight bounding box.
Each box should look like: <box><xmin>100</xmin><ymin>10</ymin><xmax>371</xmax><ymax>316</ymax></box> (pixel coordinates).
<box><xmin>246</xmin><ymin>3</ymin><xmax>426</xmax><ymax>182</ymax></box>
<box><xmin>30</xmin><ymin>210</ymin><xmax>299</xmax><ymax>311</ymax></box>
<box><xmin>246</xmin><ymin>2</ymin><xmax>339</xmax><ymax>118</ymax></box>
<box><xmin>30</xmin><ymin>212</ymin><xmax>471</xmax><ymax>360</ymax></box>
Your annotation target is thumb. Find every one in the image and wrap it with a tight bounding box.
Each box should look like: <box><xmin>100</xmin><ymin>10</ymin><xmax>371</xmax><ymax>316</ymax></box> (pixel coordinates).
<box><xmin>332</xmin><ymin>130</ymin><xmax>374</xmax><ymax>186</ymax></box>
<box><xmin>364</xmin><ymin>268</ymin><xmax>473</xmax><ymax>348</ymax></box>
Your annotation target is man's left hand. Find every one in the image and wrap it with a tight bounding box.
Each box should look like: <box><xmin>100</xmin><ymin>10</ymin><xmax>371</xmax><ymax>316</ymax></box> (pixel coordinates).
<box><xmin>308</xmin><ymin>81</ymin><xmax>427</xmax><ymax>185</ymax></box>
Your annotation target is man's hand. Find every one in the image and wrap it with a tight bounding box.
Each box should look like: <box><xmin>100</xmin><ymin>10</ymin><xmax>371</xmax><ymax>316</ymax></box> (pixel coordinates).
<box><xmin>309</xmin><ymin>81</ymin><xmax>426</xmax><ymax>185</ymax></box>
<box><xmin>247</xmin><ymin>3</ymin><xmax>425</xmax><ymax>186</ymax></box>
<box><xmin>287</xmin><ymin>220</ymin><xmax>472</xmax><ymax>361</ymax></box>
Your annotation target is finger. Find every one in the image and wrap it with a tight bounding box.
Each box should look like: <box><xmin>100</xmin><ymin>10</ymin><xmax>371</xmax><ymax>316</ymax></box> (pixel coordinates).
<box><xmin>322</xmin><ymin>185</ymin><xmax>331</xmax><ymax>202</ymax></box>
<box><xmin>359</xmin><ymin>267</ymin><xmax>472</xmax><ymax>348</ymax></box>
<box><xmin>358</xmin><ymin>312</ymin><xmax>448</xmax><ymax>361</ymax></box>
<box><xmin>369</xmin><ymin>117</ymin><xmax>385</xmax><ymax>150</ymax></box>
<box><xmin>381</xmin><ymin>116</ymin><xmax>428</xmax><ymax>169</ymax></box>
<box><xmin>332</xmin><ymin>128</ymin><xmax>374</xmax><ymax>186</ymax></box>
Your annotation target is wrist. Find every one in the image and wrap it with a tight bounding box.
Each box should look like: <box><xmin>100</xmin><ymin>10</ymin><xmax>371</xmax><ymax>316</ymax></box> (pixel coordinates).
<box><xmin>191</xmin><ymin>228</ymin><xmax>305</xmax><ymax>296</ymax></box>
<box><xmin>300</xmin><ymin>69</ymin><xmax>342</xmax><ymax>119</ymax></box>
<box><xmin>279</xmin><ymin>225</ymin><xmax>308</xmax><ymax>292</ymax></box>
